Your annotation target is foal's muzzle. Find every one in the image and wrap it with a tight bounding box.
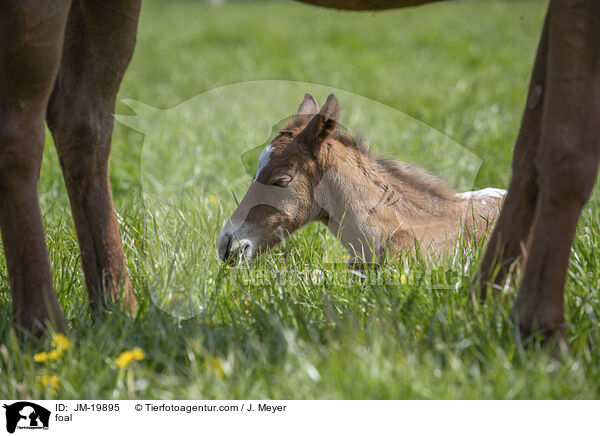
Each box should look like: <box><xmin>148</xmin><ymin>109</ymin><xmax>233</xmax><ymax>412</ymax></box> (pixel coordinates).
<box><xmin>217</xmin><ymin>230</ymin><xmax>254</xmax><ymax>264</ymax></box>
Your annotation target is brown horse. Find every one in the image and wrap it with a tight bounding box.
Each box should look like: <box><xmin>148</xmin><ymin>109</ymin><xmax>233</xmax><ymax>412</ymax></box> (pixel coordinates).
<box><xmin>218</xmin><ymin>93</ymin><xmax>505</xmax><ymax>265</ymax></box>
<box><xmin>1</xmin><ymin>0</ymin><xmax>599</xmax><ymax>343</ymax></box>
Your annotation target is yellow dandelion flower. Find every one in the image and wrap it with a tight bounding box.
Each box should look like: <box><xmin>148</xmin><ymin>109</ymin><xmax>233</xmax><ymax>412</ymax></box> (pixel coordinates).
<box><xmin>244</xmin><ymin>300</ymin><xmax>248</xmax><ymax>306</ymax></box>
<box><xmin>33</xmin><ymin>352</ymin><xmax>49</xmax><ymax>364</ymax></box>
<box><xmin>206</xmin><ymin>195</ymin><xmax>219</xmax><ymax>204</ymax></box>
<box><xmin>47</xmin><ymin>349</ymin><xmax>62</xmax><ymax>361</ymax></box>
<box><xmin>34</xmin><ymin>333</ymin><xmax>69</xmax><ymax>364</ymax></box>
<box><xmin>131</xmin><ymin>347</ymin><xmax>145</xmax><ymax>361</ymax></box>
<box><xmin>203</xmin><ymin>357</ymin><xmax>225</xmax><ymax>378</ymax></box>
<box><xmin>116</xmin><ymin>348</ymin><xmax>145</xmax><ymax>368</ymax></box>
<box><xmin>116</xmin><ymin>351</ymin><xmax>134</xmax><ymax>368</ymax></box>
<box><xmin>52</xmin><ymin>333</ymin><xmax>71</xmax><ymax>351</ymax></box>
<box><xmin>400</xmin><ymin>273</ymin><xmax>407</xmax><ymax>284</ymax></box>
<box><xmin>36</xmin><ymin>374</ymin><xmax>59</xmax><ymax>390</ymax></box>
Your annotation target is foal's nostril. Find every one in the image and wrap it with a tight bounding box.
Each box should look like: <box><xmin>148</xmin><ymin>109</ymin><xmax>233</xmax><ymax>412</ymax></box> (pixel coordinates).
<box><xmin>241</xmin><ymin>242</ymin><xmax>253</xmax><ymax>258</ymax></box>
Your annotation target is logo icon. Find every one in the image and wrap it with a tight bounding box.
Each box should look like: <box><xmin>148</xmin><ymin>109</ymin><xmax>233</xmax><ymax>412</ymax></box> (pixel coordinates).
<box><xmin>3</xmin><ymin>402</ymin><xmax>50</xmax><ymax>434</ymax></box>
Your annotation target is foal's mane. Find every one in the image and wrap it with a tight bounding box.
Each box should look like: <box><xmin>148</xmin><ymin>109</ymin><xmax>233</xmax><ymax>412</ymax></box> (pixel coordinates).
<box><xmin>286</xmin><ymin>115</ymin><xmax>456</xmax><ymax>205</ymax></box>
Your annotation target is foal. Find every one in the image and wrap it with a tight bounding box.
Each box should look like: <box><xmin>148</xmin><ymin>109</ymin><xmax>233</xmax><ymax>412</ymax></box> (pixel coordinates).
<box><xmin>218</xmin><ymin>93</ymin><xmax>505</xmax><ymax>264</ymax></box>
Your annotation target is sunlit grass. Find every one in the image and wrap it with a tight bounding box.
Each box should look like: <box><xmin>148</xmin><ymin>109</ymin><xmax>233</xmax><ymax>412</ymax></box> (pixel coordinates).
<box><xmin>2</xmin><ymin>0</ymin><xmax>599</xmax><ymax>399</ymax></box>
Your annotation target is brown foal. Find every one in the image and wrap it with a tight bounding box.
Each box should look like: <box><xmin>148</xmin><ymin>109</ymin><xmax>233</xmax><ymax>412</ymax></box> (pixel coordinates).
<box><xmin>1</xmin><ymin>0</ymin><xmax>598</xmax><ymax>343</ymax></box>
<box><xmin>218</xmin><ymin>93</ymin><xmax>505</xmax><ymax>265</ymax></box>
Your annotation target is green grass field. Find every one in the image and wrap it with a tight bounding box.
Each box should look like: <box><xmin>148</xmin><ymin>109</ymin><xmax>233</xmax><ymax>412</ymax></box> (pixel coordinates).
<box><xmin>2</xmin><ymin>0</ymin><xmax>600</xmax><ymax>399</ymax></box>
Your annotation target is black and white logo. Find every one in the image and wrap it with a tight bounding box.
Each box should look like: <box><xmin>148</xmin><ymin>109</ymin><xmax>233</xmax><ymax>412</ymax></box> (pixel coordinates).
<box><xmin>3</xmin><ymin>402</ymin><xmax>50</xmax><ymax>434</ymax></box>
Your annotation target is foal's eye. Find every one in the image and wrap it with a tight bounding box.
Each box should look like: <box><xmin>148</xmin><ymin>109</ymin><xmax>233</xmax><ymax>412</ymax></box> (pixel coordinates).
<box><xmin>273</xmin><ymin>178</ymin><xmax>292</xmax><ymax>188</ymax></box>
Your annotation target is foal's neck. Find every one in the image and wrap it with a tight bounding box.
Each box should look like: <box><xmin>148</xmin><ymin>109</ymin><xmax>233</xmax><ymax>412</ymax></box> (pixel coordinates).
<box><xmin>313</xmin><ymin>147</ymin><xmax>461</xmax><ymax>262</ymax></box>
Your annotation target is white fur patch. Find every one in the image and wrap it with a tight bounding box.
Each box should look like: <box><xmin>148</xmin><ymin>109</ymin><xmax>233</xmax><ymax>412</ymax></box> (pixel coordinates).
<box><xmin>254</xmin><ymin>143</ymin><xmax>274</xmax><ymax>180</ymax></box>
<box><xmin>456</xmin><ymin>188</ymin><xmax>507</xmax><ymax>200</ymax></box>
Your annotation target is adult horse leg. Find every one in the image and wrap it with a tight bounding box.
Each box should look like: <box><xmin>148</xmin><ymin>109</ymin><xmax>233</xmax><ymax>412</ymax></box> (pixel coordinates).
<box><xmin>0</xmin><ymin>0</ymin><xmax>71</xmax><ymax>332</ymax></box>
<box><xmin>473</xmin><ymin>16</ymin><xmax>548</xmax><ymax>298</ymax></box>
<box><xmin>46</xmin><ymin>0</ymin><xmax>141</xmax><ymax>313</ymax></box>
<box><xmin>515</xmin><ymin>0</ymin><xmax>600</xmax><ymax>341</ymax></box>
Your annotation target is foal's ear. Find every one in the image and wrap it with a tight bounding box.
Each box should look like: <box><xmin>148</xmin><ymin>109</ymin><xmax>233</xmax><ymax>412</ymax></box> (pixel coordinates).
<box><xmin>297</xmin><ymin>92</ymin><xmax>319</xmax><ymax>115</ymax></box>
<box><xmin>320</xmin><ymin>94</ymin><xmax>341</xmax><ymax>127</ymax></box>
<box><xmin>299</xmin><ymin>94</ymin><xmax>341</xmax><ymax>149</ymax></box>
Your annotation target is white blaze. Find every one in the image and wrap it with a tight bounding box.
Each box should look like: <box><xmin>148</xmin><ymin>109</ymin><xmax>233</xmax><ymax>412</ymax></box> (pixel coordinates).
<box><xmin>254</xmin><ymin>143</ymin><xmax>274</xmax><ymax>180</ymax></box>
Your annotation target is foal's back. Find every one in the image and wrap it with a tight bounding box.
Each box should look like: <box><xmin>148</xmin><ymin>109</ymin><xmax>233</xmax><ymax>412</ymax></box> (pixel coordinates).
<box><xmin>374</xmin><ymin>159</ymin><xmax>506</xmax><ymax>256</ymax></box>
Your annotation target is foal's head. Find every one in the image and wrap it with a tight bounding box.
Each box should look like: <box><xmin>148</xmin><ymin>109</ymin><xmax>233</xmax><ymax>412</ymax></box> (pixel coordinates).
<box><xmin>217</xmin><ymin>93</ymin><xmax>343</xmax><ymax>263</ymax></box>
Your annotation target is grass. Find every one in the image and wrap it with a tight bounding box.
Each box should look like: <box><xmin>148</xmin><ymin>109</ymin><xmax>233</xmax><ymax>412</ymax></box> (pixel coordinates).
<box><xmin>2</xmin><ymin>0</ymin><xmax>600</xmax><ymax>399</ymax></box>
